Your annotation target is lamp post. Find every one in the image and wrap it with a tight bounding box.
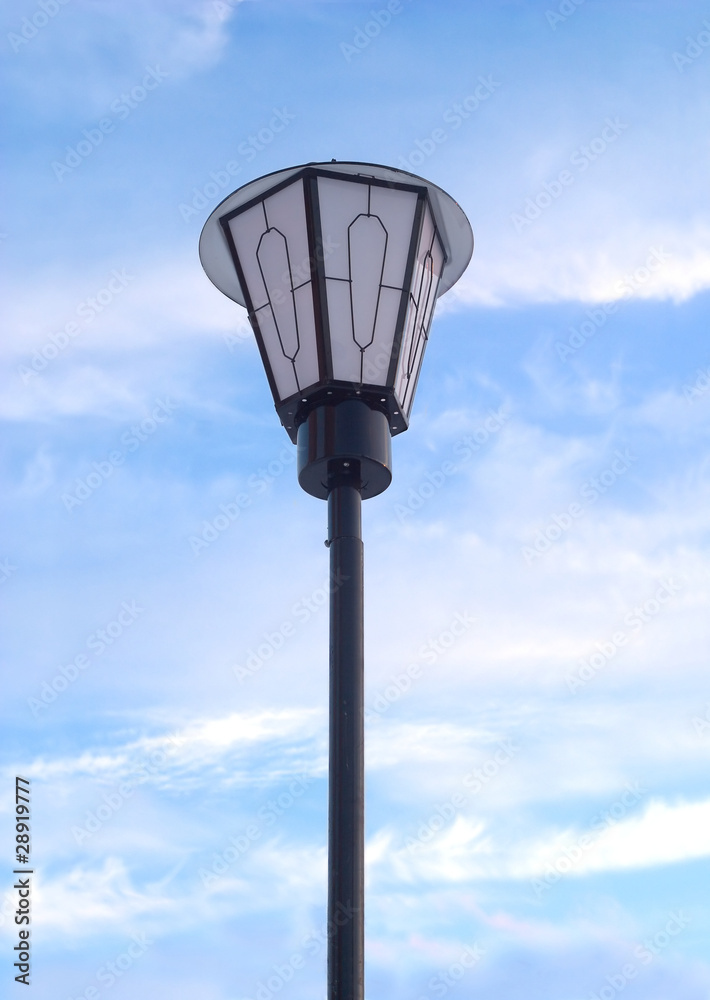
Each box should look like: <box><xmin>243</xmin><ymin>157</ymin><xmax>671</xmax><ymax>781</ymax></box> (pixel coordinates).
<box><xmin>199</xmin><ymin>161</ymin><xmax>473</xmax><ymax>1000</ymax></box>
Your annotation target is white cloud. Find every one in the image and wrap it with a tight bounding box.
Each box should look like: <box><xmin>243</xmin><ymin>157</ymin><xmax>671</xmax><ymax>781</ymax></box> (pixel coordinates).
<box><xmin>4</xmin><ymin>0</ymin><xmax>242</xmax><ymax>114</ymax></box>
<box><xmin>0</xmin><ymin>254</ymin><xmax>251</xmax><ymax>421</ymax></box>
<box><xmin>31</xmin><ymin>857</ymin><xmax>170</xmax><ymax>935</ymax></box>
<box><xmin>369</xmin><ymin>796</ymin><xmax>710</xmax><ymax>887</ymax></box>
<box><xmin>449</xmin><ymin>224</ymin><xmax>710</xmax><ymax>309</ymax></box>
<box><xmin>4</xmin><ymin>708</ymin><xmax>325</xmax><ymax>792</ymax></box>
<box><xmin>1</xmin><ymin>696</ymin><xmax>707</xmax><ymax>945</ymax></box>
<box><xmin>579</xmin><ymin>796</ymin><xmax>710</xmax><ymax>873</ymax></box>
<box><xmin>2</xmin><ymin>255</ymin><xmax>243</xmax><ymax>362</ymax></box>
<box><xmin>26</xmin><ymin>794</ymin><xmax>709</xmax><ymax>941</ymax></box>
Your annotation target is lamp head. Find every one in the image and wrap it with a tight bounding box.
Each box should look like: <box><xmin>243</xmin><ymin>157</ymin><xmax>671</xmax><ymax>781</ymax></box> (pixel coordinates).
<box><xmin>200</xmin><ymin>161</ymin><xmax>473</xmax><ymax>447</ymax></box>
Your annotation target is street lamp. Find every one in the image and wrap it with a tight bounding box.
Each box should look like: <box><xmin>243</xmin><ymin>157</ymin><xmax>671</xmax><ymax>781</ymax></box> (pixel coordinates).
<box><xmin>200</xmin><ymin>161</ymin><xmax>473</xmax><ymax>1000</ymax></box>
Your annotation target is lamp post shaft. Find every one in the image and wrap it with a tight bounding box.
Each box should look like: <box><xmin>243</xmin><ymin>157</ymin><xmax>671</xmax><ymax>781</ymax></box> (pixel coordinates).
<box><xmin>327</xmin><ymin>475</ymin><xmax>365</xmax><ymax>1000</ymax></box>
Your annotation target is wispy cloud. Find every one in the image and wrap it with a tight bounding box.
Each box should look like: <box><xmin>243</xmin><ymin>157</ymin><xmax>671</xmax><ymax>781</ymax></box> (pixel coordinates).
<box><xmin>452</xmin><ymin>225</ymin><xmax>710</xmax><ymax>308</ymax></box>
<box><xmin>4</xmin><ymin>708</ymin><xmax>325</xmax><ymax>791</ymax></box>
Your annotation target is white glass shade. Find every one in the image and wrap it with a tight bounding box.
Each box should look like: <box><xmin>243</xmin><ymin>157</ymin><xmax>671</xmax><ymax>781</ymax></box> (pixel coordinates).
<box><xmin>200</xmin><ymin>162</ymin><xmax>473</xmax><ymax>442</ymax></box>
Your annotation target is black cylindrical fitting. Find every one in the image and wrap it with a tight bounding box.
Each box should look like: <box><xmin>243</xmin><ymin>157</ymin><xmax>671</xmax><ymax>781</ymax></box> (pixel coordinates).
<box><xmin>297</xmin><ymin>399</ymin><xmax>392</xmax><ymax>500</ymax></box>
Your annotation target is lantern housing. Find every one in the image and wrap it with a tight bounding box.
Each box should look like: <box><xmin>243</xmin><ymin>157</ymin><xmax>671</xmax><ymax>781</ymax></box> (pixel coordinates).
<box><xmin>199</xmin><ymin>161</ymin><xmax>473</xmax><ymax>450</ymax></box>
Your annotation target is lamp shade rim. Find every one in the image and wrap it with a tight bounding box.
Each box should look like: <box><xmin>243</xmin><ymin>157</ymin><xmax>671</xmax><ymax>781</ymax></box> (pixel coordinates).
<box><xmin>199</xmin><ymin>160</ymin><xmax>473</xmax><ymax>307</ymax></box>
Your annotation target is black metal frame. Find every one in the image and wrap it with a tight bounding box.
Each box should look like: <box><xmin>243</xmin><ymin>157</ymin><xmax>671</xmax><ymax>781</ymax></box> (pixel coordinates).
<box><xmin>218</xmin><ymin>166</ymin><xmax>447</xmax><ymax>443</ymax></box>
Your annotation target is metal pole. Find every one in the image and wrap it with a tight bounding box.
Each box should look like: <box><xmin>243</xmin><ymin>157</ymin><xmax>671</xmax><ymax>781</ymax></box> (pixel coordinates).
<box><xmin>327</xmin><ymin>469</ymin><xmax>364</xmax><ymax>1000</ymax></box>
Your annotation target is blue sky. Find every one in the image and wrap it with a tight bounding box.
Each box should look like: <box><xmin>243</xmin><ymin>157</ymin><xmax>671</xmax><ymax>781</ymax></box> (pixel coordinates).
<box><xmin>2</xmin><ymin>0</ymin><xmax>710</xmax><ymax>997</ymax></box>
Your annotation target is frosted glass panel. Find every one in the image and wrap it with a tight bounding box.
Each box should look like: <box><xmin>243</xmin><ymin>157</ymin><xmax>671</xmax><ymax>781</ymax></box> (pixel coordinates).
<box><xmin>292</xmin><ymin>283</ymin><xmax>319</xmax><ymax>390</ymax></box>
<box><xmin>223</xmin><ymin>176</ymin><xmax>319</xmax><ymax>404</ymax></box>
<box><xmin>317</xmin><ymin>177</ymin><xmax>370</xmax><ymax>281</ymax></box>
<box><xmin>318</xmin><ymin>176</ymin><xmax>417</xmax><ymax>292</ymax></box>
<box><xmin>228</xmin><ymin>181</ymin><xmax>312</xmax><ymax>308</ymax></box>
<box><xmin>361</xmin><ymin>287</ymin><xmax>402</xmax><ymax>386</ymax></box>
<box><xmin>256</xmin><ymin>228</ymin><xmax>300</xmax><ymax>359</ymax></box>
<box><xmin>318</xmin><ymin>174</ymin><xmax>423</xmax><ymax>390</ymax></box>
<box><xmin>227</xmin><ymin>202</ymin><xmax>270</xmax><ymax>310</ymax></box>
<box><xmin>326</xmin><ymin>277</ymin><xmax>363</xmax><ymax>381</ymax></box>
<box><xmin>395</xmin><ymin>202</ymin><xmax>445</xmax><ymax>416</ymax></box>
<box><xmin>224</xmin><ymin>177</ymin><xmax>312</xmax><ymax>313</ymax></box>
<box><xmin>368</xmin><ymin>185</ymin><xmax>418</xmax><ymax>288</ymax></box>
<box><xmin>261</xmin><ymin>181</ymin><xmax>312</xmax><ymax>292</ymax></box>
<box><xmin>394</xmin><ymin>292</ymin><xmax>418</xmax><ymax>408</ymax></box>
<box><xmin>349</xmin><ymin>214</ymin><xmax>387</xmax><ymax>350</ymax></box>
<box><xmin>256</xmin><ymin>308</ymin><xmax>299</xmax><ymax>401</ymax></box>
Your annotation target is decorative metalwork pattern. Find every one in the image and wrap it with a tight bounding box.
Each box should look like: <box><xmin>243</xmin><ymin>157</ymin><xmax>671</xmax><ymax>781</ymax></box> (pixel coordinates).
<box><xmin>254</xmin><ymin>218</ymin><xmax>301</xmax><ymax>398</ymax></box>
<box><xmin>255</xmin><ymin>223</ymin><xmax>302</xmax><ymax>381</ymax></box>
<box><xmin>347</xmin><ymin>211</ymin><xmax>387</xmax><ymax>381</ymax></box>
